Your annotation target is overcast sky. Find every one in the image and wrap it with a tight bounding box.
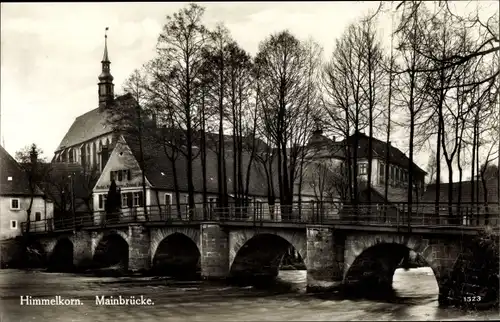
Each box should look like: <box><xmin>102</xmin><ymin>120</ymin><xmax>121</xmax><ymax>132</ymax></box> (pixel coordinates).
<box><xmin>1</xmin><ymin>1</ymin><xmax>498</xmax><ymax>182</ymax></box>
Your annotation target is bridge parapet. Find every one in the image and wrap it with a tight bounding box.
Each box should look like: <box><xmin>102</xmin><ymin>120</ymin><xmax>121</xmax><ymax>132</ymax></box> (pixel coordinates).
<box><xmin>21</xmin><ymin>202</ymin><xmax>500</xmax><ymax>235</ymax></box>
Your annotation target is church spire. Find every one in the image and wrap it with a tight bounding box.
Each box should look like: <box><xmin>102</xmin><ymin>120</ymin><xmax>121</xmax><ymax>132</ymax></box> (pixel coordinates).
<box><xmin>102</xmin><ymin>28</ymin><xmax>110</xmax><ymax>63</ymax></box>
<box><xmin>98</xmin><ymin>27</ymin><xmax>114</xmax><ymax>106</ymax></box>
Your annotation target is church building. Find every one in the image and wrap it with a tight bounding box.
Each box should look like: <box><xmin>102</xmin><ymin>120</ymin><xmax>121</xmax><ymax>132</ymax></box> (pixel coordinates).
<box><xmin>52</xmin><ymin>31</ymin><xmax>137</xmax><ymax>173</ymax></box>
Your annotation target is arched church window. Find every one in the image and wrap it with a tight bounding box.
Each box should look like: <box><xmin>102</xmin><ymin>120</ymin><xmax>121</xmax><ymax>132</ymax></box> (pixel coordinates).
<box><xmin>86</xmin><ymin>144</ymin><xmax>91</xmax><ymax>167</ymax></box>
<box><xmin>80</xmin><ymin>145</ymin><xmax>85</xmax><ymax>160</ymax></box>
<box><xmin>92</xmin><ymin>141</ymin><xmax>97</xmax><ymax>166</ymax></box>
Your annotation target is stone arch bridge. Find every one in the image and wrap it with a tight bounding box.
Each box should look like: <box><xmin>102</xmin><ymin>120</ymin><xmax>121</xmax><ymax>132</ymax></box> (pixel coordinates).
<box><xmin>31</xmin><ymin>222</ymin><xmax>498</xmax><ymax>305</ymax></box>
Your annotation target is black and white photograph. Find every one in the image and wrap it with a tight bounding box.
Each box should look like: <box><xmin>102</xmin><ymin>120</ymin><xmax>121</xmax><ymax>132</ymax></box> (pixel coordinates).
<box><xmin>0</xmin><ymin>1</ymin><xmax>499</xmax><ymax>321</ymax></box>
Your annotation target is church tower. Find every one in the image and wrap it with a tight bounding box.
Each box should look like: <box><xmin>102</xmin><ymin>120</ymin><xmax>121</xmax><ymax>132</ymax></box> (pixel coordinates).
<box><xmin>98</xmin><ymin>27</ymin><xmax>114</xmax><ymax>105</ymax></box>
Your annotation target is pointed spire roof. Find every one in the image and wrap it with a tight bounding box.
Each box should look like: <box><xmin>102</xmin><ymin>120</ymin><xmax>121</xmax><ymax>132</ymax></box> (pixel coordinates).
<box><xmin>102</xmin><ymin>27</ymin><xmax>110</xmax><ymax>63</ymax></box>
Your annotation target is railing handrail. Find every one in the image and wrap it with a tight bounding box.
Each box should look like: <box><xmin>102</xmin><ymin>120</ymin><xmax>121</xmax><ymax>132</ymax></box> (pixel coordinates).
<box><xmin>20</xmin><ymin>202</ymin><xmax>500</xmax><ymax>234</ymax></box>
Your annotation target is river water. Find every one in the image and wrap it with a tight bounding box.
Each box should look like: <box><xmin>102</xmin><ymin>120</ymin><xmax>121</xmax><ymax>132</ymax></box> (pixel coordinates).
<box><xmin>0</xmin><ymin>268</ymin><xmax>498</xmax><ymax>321</ymax></box>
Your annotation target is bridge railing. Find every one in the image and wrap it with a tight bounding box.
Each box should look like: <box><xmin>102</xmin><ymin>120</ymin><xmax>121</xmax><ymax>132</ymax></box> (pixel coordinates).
<box><xmin>20</xmin><ymin>202</ymin><xmax>500</xmax><ymax>233</ymax></box>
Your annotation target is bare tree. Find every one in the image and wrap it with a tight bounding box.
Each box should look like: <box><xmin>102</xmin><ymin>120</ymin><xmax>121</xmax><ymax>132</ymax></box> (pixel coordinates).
<box><xmin>390</xmin><ymin>1</ymin><xmax>499</xmax><ymax>86</ymax></box>
<box><xmin>156</xmin><ymin>3</ymin><xmax>208</xmax><ymax>211</ymax></box>
<box><xmin>122</xmin><ymin>68</ymin><xmax>150</xmax><ymax>218</ymax></box>
<box><xmin>256</xmin><ymin>31</ymin><xmax>319</xmax><ymax>219</ymax></box>
<box><xmin>225</xmin><ymin>41</ymin><xmax>253</xmax><ymax>206</ymax></box>
<box><xmin>15</xmin><ymin>144</ymin><xmax>49</xmax><ymax>233</ymax></box>
<box><xmin>144</xmin><ymin>57</ymin><xmax>185</xmax><ymax>218</ymax></box>
<box><xmin>322</xmin><ymin>22</ymin><xmax>372</xmax><ymax>207</ymax></box>
<box><xmin>359</xmin><ymin>17</ymin><xmax>385</xmax><ymax>205</ymax></box>
<box><xmin>394</xmin><ymin>1</ymin><xmax>432</xmax><ymax>220</ymax></box>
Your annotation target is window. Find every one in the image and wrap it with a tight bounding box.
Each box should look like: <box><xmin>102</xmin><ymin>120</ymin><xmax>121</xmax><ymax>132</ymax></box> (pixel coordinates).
<box><xmin>10</xmin><ymin>220</ymin><xmax>17</xmax><ymax>229</ymax></box>
<box><xmin>110</xmin><ymin>171</ymin><xmax>115</xmax><ymax>181</ymax></box>
<box><xmin>7</xmin><ymin>176</ymin><xmax>12</xmax><ymax>181</ymax></box>
<box><xmin>122</xmin><ymin>193</ymin><xmax>128</xmax><ymax>208</ymax></box>
<box><xmin>358</xmin><ymin>163</ymin><xmax>367</xmax><ymax>175</ymax></box>
<box><xmin>10</xmin><ymin>198</ymin><xmax>20</xmax><ymax>210</ymax></box>
<box><xmin>121</xmin><ymin>192</ymin><xmax>133</xmax><ymax>208</ymax></box>
<box><xmin>35</xmin><ymin>212</ymin><xmax>42</xmax><ymax>221</ymax></box>
<box><xmin>208</xmin><ymin>197</ymin><xmax>219</xmax><ymax>207</ymax></box>
<box><xmin>127</xmin><ymin>170</ymin><xmax>131</xmax><ymax>181</ymax></box>
<box><xmin>118</xmin><ymin>170</ymin><xmax>123</xmax><ymax>181</ymax></box>
<box><xmin>396</xmin><ymin>168</ymin><xmax>400</xmax><ymax>184</ymax></box>
<box><xmin>184</xmin><ymin>195</ymin><xmax>189</xmax><ymax>205</ymax></box>
<box><xmin>133</xmin><ymin>191</ymin><xmax>144</xmax><ymax>207</ymax></box>
<box><xmin>98</xmin><ymin>194</ymin><xmax>107</xmax><ymax>210</ymax></box>
<box><xmin>164</xmin><ymin>193</ymin><xmax>172</xmax><ymax>205</ymax></box>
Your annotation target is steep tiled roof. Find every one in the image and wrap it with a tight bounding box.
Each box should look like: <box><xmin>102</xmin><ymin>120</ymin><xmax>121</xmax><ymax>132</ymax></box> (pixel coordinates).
<box><xmin>0</xmin><ymin>145</ymin><xmax>44</xmax><ymax>196</ymax></box>
<box><xmin>55</xmin><ymin>93</ymin><xmax>136</xmax><ymax>152</ymax></box>
<box><xmin>123</xmin><ymin>133</ymin><xmax>270</xmax><ymax>197</ymax></box>
<box><xmin>371</xmin><ymin>185</ymin><xmax>420</xmax><ymax>203</ymax></box>
<box><xmin>305</xmin><ymin>131</ymin><xmax>426</xmax><ymax>174</ymax></box>
<box><xmin>345</xmin><ymin>132</ymin><xmax>427</xmax><ymax>174</ymax></box>
<box><xmin>422</xmin><ymin>179</ymin><xmax>499</xmax><ymax>204</ymax></box>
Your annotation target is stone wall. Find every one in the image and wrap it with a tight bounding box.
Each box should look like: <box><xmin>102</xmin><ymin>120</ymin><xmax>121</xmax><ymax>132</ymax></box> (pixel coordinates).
<box><xmin>306</xmin><ymin>226</ymin><xmax>343</xmax><ymax>292</ymax></box>
<box><xmin>200</xmin><ymin>223</ymin><xmax>229</xmax><ymax>279</ymax></box>
<box><xmin>128</xmin><ymin>224</ymin><xmax>150</xmax><ymax>272</ymax></box>
<box><xmin>0</xmin><ymin>238</ymin><xmax>23</xmax><ymax>268</ymax></box>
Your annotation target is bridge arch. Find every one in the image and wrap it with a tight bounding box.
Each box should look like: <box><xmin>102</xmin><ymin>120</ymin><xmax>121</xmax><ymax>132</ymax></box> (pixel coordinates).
<box><xmin>229</xmin><ymin>229</ymin><xmax>307</xmax><ymax>280</ymax></box>
<box><xmin>91</xmin><ymin>230</ymin><xmax>129</xmax><ymax>257</ymax></box>
<box><xmin>92</xmin><ymin>231</ymin><xmax>129</xmax><ymax>270</ymax></box>
<box><xmin>47</xmin><ymin>237</ymin><xmax>74</xmax><ymax>272</ymax></box>
<box><xmin>150</xmin><ymin>231</ymin><xmax>201</xmax><ymax>278</ymax></box>
<box><xmin>343</xmin><ymin>234</ymin><xmax>444</xmax><ymax>298</ymax></box>
<box><xmin>149</xmin><ymin>227</ymin><xmax>200</xmax><ymax>261</ymax></box>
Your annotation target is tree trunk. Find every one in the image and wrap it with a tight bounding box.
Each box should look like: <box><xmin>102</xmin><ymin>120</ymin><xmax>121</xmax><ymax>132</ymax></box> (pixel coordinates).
<box><xmin>201</xmin><ymin>106</ymin><xmax>208</xmax><ymax>220</ymax></box>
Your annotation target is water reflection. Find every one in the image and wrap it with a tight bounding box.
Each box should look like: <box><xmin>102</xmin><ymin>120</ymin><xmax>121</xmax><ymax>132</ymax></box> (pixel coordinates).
<box><xmin>0</xmin><ymin>268</ymin><xmax>498</xmax><ymax>321</ymax></box>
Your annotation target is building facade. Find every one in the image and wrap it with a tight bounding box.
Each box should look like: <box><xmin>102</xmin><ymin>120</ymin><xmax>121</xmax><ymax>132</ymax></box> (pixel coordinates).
<box><xmin>0</xmin><ymin>145</ymin><xmax>53</xmax><ymax>240</ymax></box>
<box><xmin>303</xmin><ymin>130</ymin><xmax>427</xmax><ymax>204</ymax></box>
<box><xmin>92</xmin><ymin>134</ymin><xmax>277</xmax><ymax>221</ymax></box>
